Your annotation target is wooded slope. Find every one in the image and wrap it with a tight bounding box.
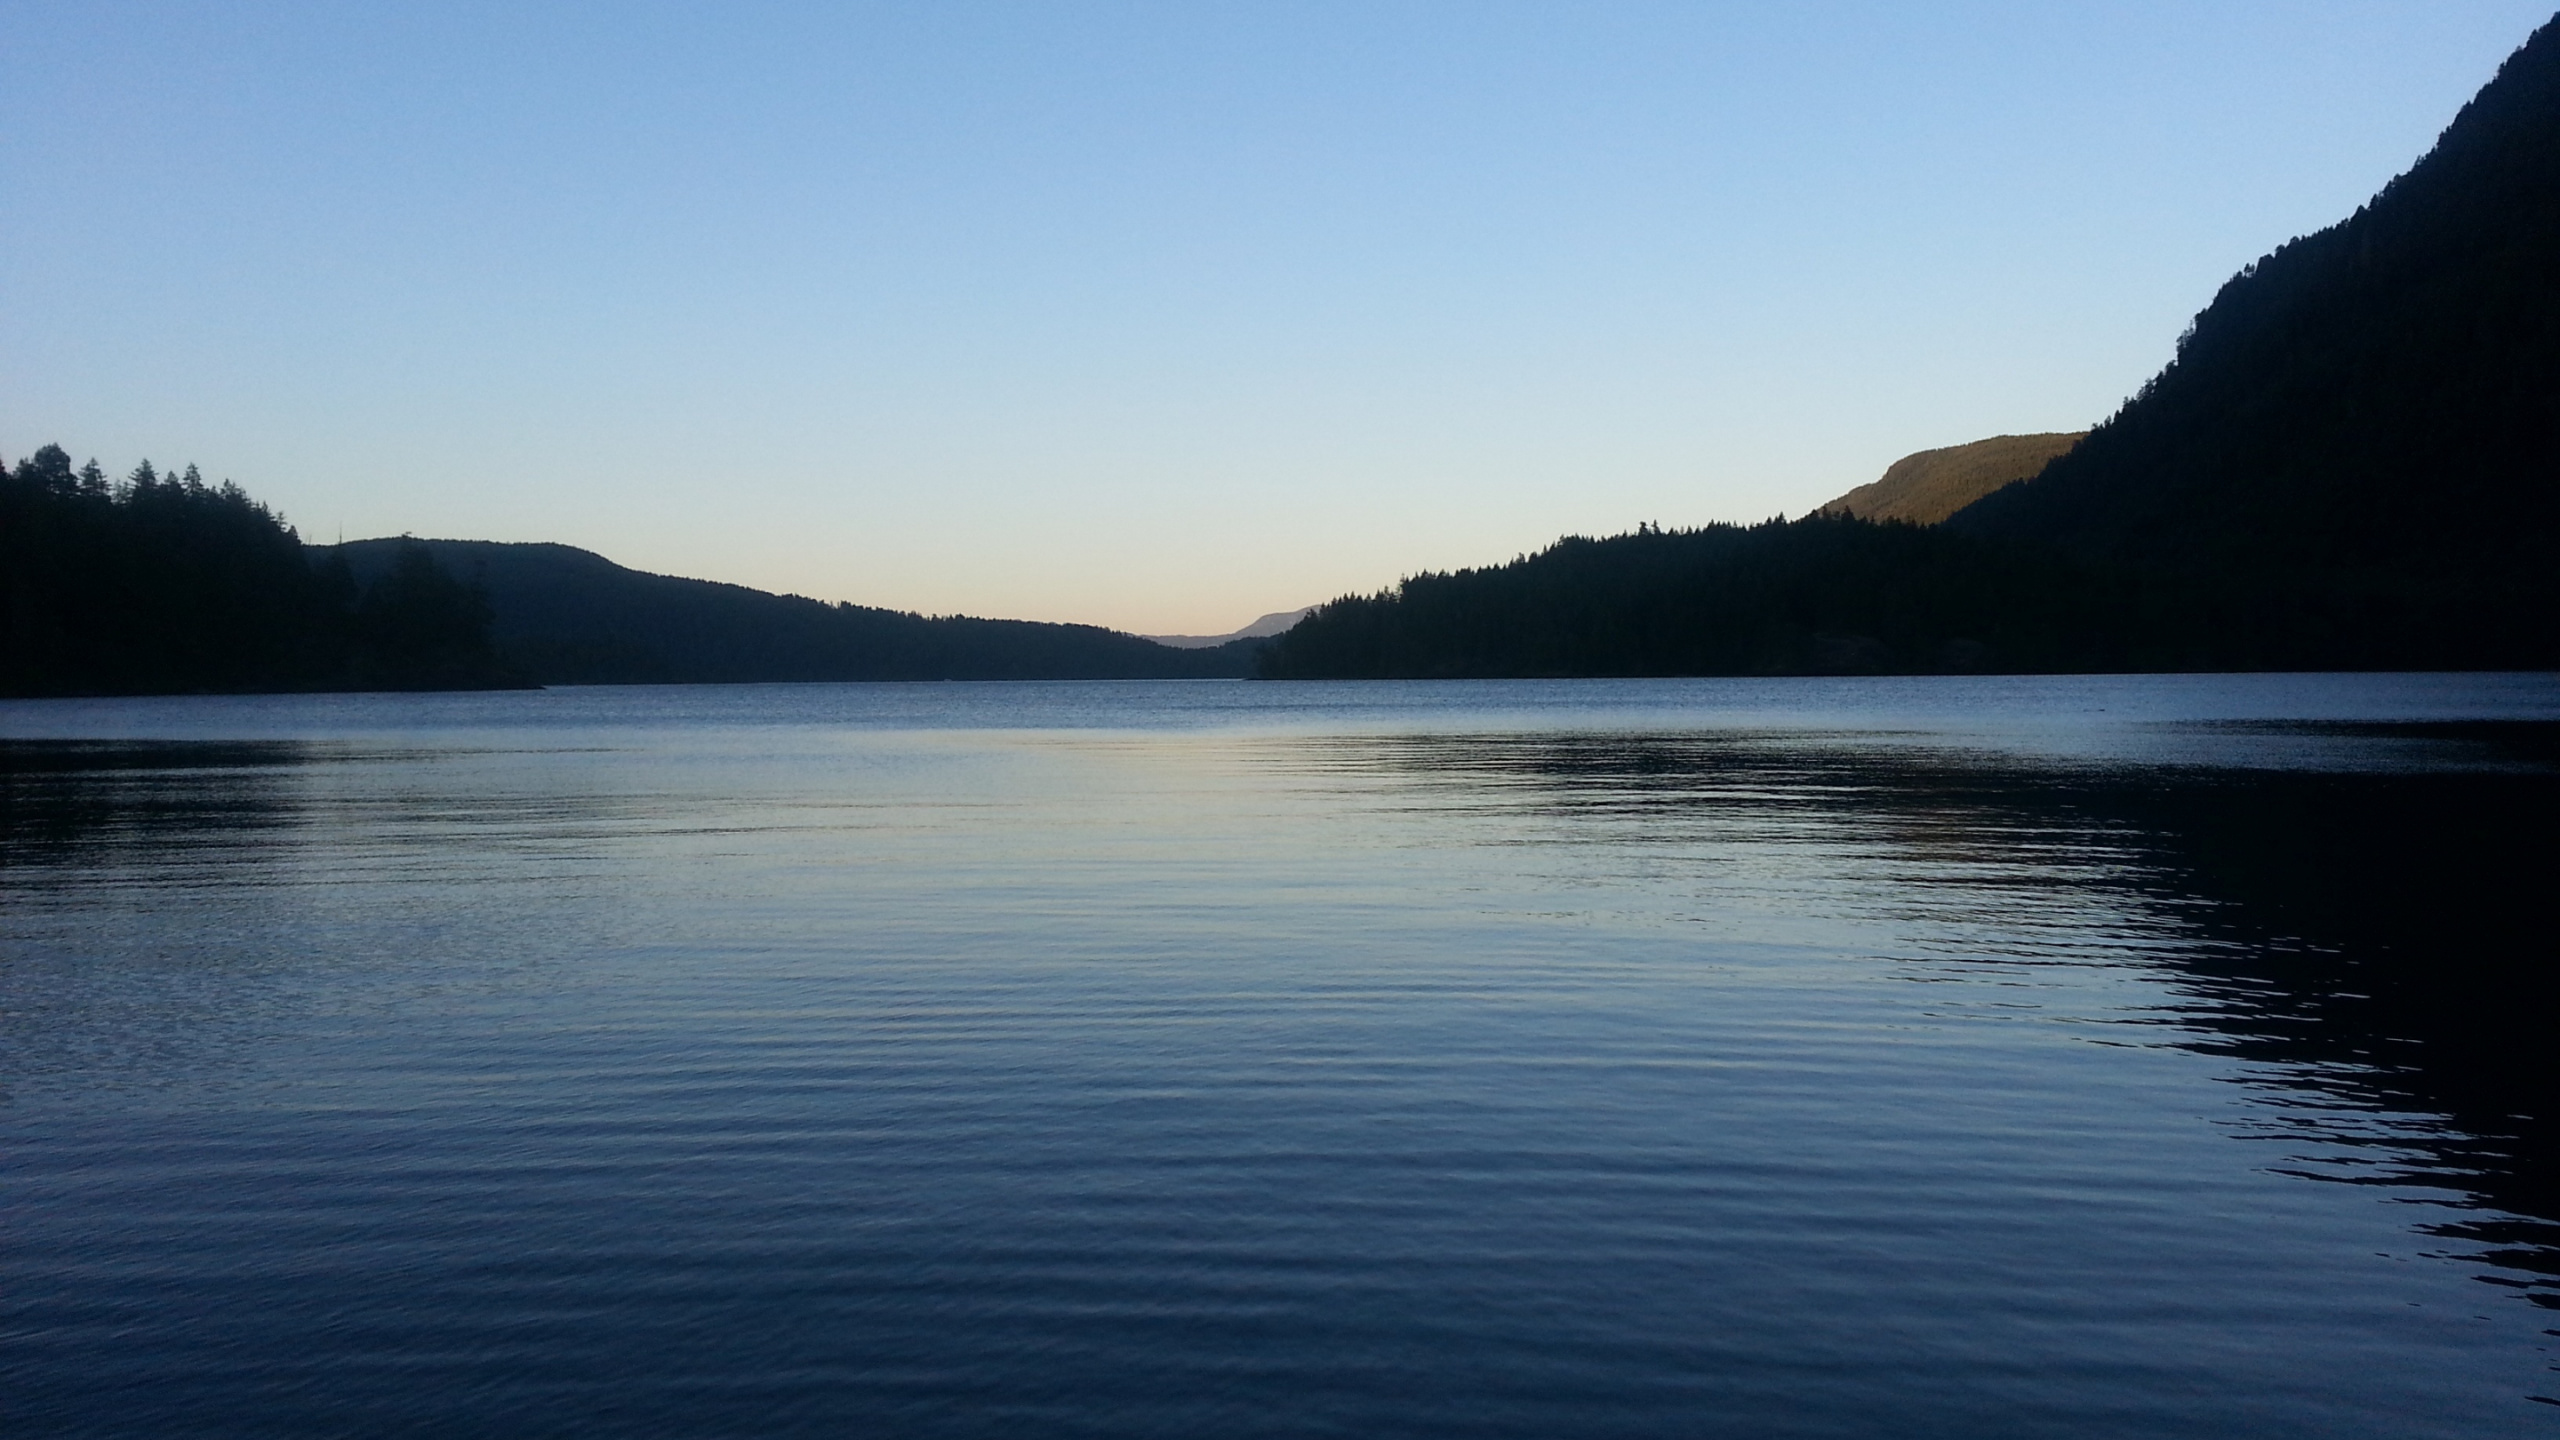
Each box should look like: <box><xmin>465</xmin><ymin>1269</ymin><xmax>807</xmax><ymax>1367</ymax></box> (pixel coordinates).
<box><xmin>1821</xmin><ymin>433</ymin><xmax>2082</xmax><ymax>525</ymax></box>
<box><xmin>1948</xmin><ymin>15</ymin><xmax>2560</xmax><ymax>668</ymax></box>
<box><xmin>325</xmin><ymin>538</ymin><xmax>1262</xmax><ymax>684</ymax></box>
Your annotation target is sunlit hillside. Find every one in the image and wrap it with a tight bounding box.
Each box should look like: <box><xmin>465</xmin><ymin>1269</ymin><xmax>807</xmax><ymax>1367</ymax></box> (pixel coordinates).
<box><xmin>1820</xmin><ymin>433</ymin><xmax>2083</xmax><ymax>525</ymax></box>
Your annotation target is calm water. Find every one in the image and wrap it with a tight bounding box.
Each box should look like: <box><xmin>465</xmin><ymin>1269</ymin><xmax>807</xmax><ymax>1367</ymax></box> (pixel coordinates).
<box><xmin>4</xmin><ymin>674</ymin><xmax>2557</xmax><ymax>1437</ymax></box>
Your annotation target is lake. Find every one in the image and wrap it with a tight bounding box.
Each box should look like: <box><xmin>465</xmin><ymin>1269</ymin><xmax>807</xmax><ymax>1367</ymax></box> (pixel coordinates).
<box><xmin>4</xmin><ymin>674</ymin><xmax>2556</xmax><ymax>1437</ymax></box>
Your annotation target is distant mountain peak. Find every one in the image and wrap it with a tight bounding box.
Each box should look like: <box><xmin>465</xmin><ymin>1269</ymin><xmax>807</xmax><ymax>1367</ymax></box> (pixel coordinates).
<box><xmin>1144</xmin><ymin>607</ymin><xmax>1313</xmax><ymax>649</ymax></box>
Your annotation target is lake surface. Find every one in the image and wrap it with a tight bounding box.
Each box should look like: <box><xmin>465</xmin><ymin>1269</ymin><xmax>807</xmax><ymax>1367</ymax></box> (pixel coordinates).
<box><xmin>4</xmin><ymin>674</ymin><xmax>2557</xmax><ymax>1437</ymax></box>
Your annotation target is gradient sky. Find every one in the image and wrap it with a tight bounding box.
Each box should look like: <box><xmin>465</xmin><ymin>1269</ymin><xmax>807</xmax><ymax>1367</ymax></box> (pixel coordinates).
<box><xmin>7</xmin><ymin>2</ymin><xmax>2552</xmax><ymax>634</ymax></box>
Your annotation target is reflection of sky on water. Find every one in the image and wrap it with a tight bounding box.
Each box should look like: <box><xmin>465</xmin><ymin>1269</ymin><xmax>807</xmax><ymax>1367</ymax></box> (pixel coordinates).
<box><xmin>4</xmin><ymin>669</ymin><xmax>2557</xmax><ymax>742</ymax></box>
<box><xmin>17</xmin><ymin>710</ymin><xmax>2542</xmax><ymax>1295</ymax></box>
<box><xmin>1294</xmin><ymin>720</ymin><xmax>2560</xmax><ymax>1323</ymax></box>
<box><xmin>3</xmin><ymin>677</ymin><xmax>2556</xmax><ymax>1433</ymax></box>
<box><xmin>0</xmin><ymin>739</ymin><xmax>662</xmax><ymax>1096</ymax></box>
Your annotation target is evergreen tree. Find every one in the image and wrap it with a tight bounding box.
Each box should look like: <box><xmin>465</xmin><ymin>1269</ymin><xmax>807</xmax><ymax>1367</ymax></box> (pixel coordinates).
<box><xmin>350</xmin><ymin>538</ymin><xmax>508</xmax><ymax>689</ymax></box>
<box><xmin>1</xmin><ymin>448</ymin><xmax>516</xmax><ymax>696</ymax></box>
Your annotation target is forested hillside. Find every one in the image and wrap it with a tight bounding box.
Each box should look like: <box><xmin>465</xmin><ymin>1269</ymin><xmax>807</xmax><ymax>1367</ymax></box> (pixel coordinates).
<box><xmin>1821</xmin><ymin>433</ymin><xmax>2082</xmax><ymax>525</ymax></box>
<box><xmin>1256</xmin><ymin>515</ymin><xmax>2127</xmax><ymax>679</ymax></box>
<box><xmin>2</xmin><ymin>447</ymin><xmax>1258</xmax><ymax>696</ymax></box>
<box><xmin>1949</xmin><ymin>15</ymin><xmax>2560</xmax><ymax>669</ymax></box>
<box><xmin>1270</xmin><ymin>17</ymin><xmax>2560</xmax><ymax>679</ymax></box>
<box><xmin>0</xmin><ymin>446</ymin><xmax>517</xmax><ymax>696</ymax></box>
<box><xmin>325</xmin><ymin>539</ymin><xmax>1263</xmax><ymax>683</ymax></box>
<box><xmin>21</xmin><ymin>20</ymin><xmax>2556</xmax><ymax>692</ymax></box>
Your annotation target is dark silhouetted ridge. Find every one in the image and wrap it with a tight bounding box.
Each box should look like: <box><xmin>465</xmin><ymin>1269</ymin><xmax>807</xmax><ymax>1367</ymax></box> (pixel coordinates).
<box><xmin>1272</xmin><ymin>17</ymin><xmax>2560</xmax><ymax>679</ymax></box>
<box><xmin>1949</xmin><ymin>15</ymin><xmax>2560</xmax><ymax>668</ymax></box>
<box><xmin>1</xmin><ymin>448</ymin><xmax>520</xmax><ymax>696</ymax></box>
<box><xmin>1256</xmin><ymin>515</ymin><xmax>2122</xmax><ymax>679</ymax></box>
<box><xmin>322</xmin><ymin>539</ymin><xmax>1262</xmax><ymax>683</ymax></box>
<box><xmin>4</xmin><ymin>445</ymin><xmax>1258</xmax><ymax>696</ymax></box>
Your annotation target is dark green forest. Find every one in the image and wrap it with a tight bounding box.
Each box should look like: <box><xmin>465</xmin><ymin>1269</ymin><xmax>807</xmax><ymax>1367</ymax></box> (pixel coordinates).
<box><xmin>1268</xmin><ymin>16</ymin><xmax>2560</xmax><ymax>680</ymax></box>
<box><xmin>322</xmin><ymin>538</ymin><xmax>1265</xmax><ymax>684</ymax></box>
<box><xmin>1257</xmin><ymin>515</ymin><xmax>2134</xmax><ymax>679</ymax></box>
<box><xmin>14</xmin><ymin>18</ymin><xmax>2559</xmax><ymax>693</ymax></box>
<box><xmin>0</xmin><ymin>445</ymin><xmax>1257</xmax><ymax>696</ymax></box>
<box><xmin>1948</xmin><ymin>12</ymin><xmax>2560</xmax><ymax>670</ymax></box>
<box><xmin>0</xmin><ymin>446</ymin><xmax>518</xmax><ymax>696</ymax></box>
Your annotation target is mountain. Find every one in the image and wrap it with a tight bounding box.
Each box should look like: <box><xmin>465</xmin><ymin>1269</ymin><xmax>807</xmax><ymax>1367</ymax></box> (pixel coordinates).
<box><xmin>1145</xmin><ymin>607</ymin><xmax>1314</xmax><ymax>649</ymax></box>
<box><xmin>1820</xmin><ymin>433</ymin><xmax>2082</xmax><ymax>525</ymax></box>
<box><xmin>1</xmin><ymin>449</ymin><xmax>521</xmax><ymax>697</ymax></box>
<box><xmin>1269</xmin><ymin>16</ymin><xmax>2560</xmax><ymax>679</ymax></box>
<box><xmin>1255</xmin><ymin>515</ymin><xmax>2118</xmax><ymax>679</ymax></box>
<box><xmin>1948</xmin><ymin>15</ymin><xmax>2560</xmax><ymax>669</ymax></box>
<box><xmin>5</xmin><ymin>443</ymin><xmax>1264</xmax><ymax>696</ymax></box>
<box><xmin>323</xmin><ymin>538</ymin><xmax>1264</xmax><ymax>683</ymax></box>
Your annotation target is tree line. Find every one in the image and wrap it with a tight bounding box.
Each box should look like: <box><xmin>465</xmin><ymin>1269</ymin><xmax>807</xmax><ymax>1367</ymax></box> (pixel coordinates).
<box><xmin>1256</xmin><ymin>514</ymin><xmax>2138</xmax><ymax>679</ymax></box>
<box><xmin>1253</xmin><ymin>497</ymin><xmax>2560</xmax><ymax>681</ymax></box>
<box><xmin>326</xmin><ymin>536</ymin><xmax>1267</xmax><ymax>685</ymax></box>
<box><xmin>1947</xmin><ymin>13</ymin><xmax>2560</xmax><ymax>671</ymax></box>
<box><xmin>1265</xmin><ymin>17</ymin><xmax>2560</xmax><ymax>681</ymax></box>
<box><xmin>1</xmin><ymin>445</ymin><xmax>518</xmax><ymax>697</ymax></box>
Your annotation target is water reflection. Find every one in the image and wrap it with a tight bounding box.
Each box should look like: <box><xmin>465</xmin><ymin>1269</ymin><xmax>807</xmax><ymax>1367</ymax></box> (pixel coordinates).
<box><xmin>0</xmin><ymin>739</ymin><xmax>652</xmax><ymax>1098</ymax></box>
<box><xmin>0</xmin><ymin>740</ymin><xmax>320</xmax><ymax>869</ymax></box>
<box><xmin>1317</xmin><ymin>719</ymin><xmax>2560</xmax><ymax>1318</ymax></box>
<box><xmin>2061</xmin><ymin>731</ymin><xmax>2560</xmax><ymax>1320</ymax></box>
<box><xmin>8</xmin><ymin>699</ymin><xmax>2558</xmax><ymax>1432</ymax></box>
<box><xmin>11</xmin><ymin>724</ymin><xmax>2552</xmax><ymax>1274</ymax></box>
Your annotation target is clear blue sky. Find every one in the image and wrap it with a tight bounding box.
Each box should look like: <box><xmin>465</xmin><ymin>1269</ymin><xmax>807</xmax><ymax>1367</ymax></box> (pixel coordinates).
<box><xmin>6</xmin><ymin>2</ymin><xmax>2550</xmax><ymax>633</ymax></box>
